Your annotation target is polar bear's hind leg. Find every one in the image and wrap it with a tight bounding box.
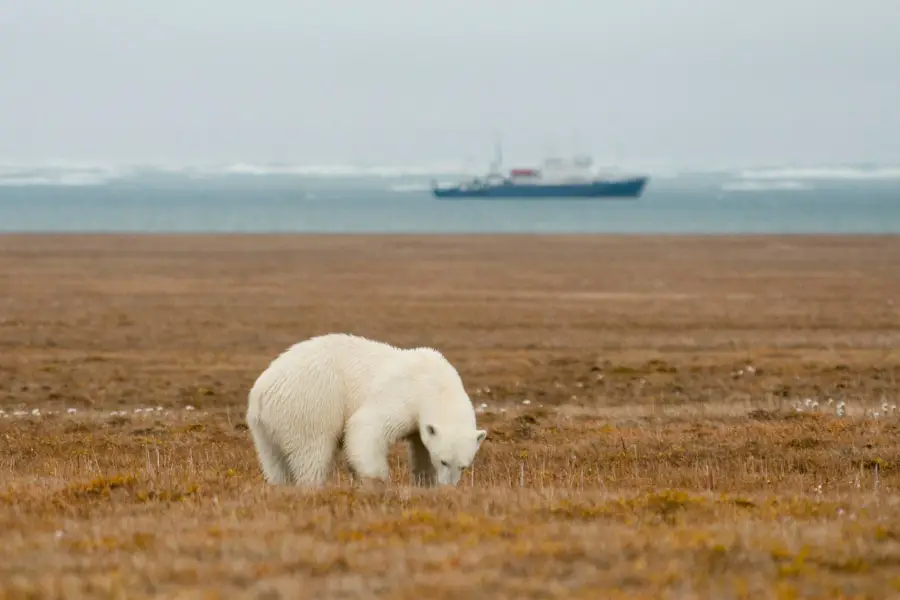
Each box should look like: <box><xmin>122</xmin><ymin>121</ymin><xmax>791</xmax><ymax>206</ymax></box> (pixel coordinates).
<box><xmin>248</xmin><ymin>420</ymin><xmax>293</xmax><ymax>485</ymax></box>
<box><xmin>284</xmin><ymin>434</ymin><xmax>339</xmax><ymax>488</ymax></box>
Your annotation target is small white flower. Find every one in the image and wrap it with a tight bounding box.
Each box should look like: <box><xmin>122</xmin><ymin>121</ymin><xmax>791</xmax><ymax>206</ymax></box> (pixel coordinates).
<box><xmin>66</xmin><ymin>408</ymin><xmax>77</xmax><ymax>415</ymax></box>
<box><xmin>185</xmin><ymin>405</ymin><xmax>195</xmax><ymax>411</ymax></box>
<box><xmin>31</xmin><ymin>408</ymin><xmax>41</xmax><ymax>417</ymax></box>
<box><xmin>522</xmin><ymin>400</ymin><xmax>531</xmax><ymax>405</ymax></box>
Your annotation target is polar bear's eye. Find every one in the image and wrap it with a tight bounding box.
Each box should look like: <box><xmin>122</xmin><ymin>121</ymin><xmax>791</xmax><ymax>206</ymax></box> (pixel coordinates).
<box><xmin>440</xmin><ymin>460</ymin><xmax>450</xmax><ymax>468</ymax></box>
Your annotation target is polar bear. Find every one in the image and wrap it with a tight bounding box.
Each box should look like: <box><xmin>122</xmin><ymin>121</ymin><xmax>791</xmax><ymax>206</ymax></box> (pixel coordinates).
<box><xmin>246</xmin><ymin>333</ymin><xmax>487</xmax><ymax>488</ymax></box>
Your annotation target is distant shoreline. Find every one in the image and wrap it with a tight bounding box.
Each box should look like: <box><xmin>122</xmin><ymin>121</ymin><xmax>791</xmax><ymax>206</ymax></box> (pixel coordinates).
<box><xmin>2</xmin><ymin>232</ymin><xmax>899</xmax><ymax>241</ymax></box>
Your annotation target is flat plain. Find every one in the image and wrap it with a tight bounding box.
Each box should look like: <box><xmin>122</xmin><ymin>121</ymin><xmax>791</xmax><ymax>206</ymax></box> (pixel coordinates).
<box><xmin>2</xmin><ymin>234</ymin><xmax>900</xmax><ymax>599</ymax></box>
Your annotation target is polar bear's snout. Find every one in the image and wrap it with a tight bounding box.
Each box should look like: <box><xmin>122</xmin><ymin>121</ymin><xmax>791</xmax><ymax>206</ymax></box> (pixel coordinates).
<box><xmin>420</xmin><ymin>423</ymin><xmax>488</xmax><ymax>486</ymax></box>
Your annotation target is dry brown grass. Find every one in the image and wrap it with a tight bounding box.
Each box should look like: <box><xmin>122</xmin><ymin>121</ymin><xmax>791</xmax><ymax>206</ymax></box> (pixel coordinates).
<box><xmin>2</xmin><ymin>234</ymin><xmax>900</xmax><ymax>599</ymax></box>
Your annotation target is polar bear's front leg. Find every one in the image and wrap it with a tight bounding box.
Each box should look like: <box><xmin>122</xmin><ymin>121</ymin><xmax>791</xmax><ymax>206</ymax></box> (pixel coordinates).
<box><xmin>343</xmin><ymin>406</ymin><xmax>396</xmax><ymax>484</ymax></box>
<box><xmin>407</xmin><ymin>431</ymin><xmax>437</xmax><ymax>487</ymax></box>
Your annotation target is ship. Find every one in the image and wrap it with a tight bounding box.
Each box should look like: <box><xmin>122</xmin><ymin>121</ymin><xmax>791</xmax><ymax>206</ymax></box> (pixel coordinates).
<box><xmin>431</xmin><ymin>144</ymin><xmax>649</xmax><ymax>199</ymax></box>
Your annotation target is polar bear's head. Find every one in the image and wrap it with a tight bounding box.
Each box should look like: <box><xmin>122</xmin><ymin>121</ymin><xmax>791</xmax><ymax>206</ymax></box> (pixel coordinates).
<box><xmin>420</xmin><ymin>423</ymin><xmax>487</xmax><ymax>486</ymax></box>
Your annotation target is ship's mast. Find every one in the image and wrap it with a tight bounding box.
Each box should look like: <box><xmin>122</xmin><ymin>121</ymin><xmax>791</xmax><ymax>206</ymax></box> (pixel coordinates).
<box><xmin>489</xmin><ymin>132</ymin><xmax>503</xmax><ymax>176</ymax></box>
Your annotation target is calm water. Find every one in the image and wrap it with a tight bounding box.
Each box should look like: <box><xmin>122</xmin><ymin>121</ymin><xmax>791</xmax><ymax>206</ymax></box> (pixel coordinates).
<box><xmin>1</xmin><ymin>168</ymin><xmax>899</xmax><ymax>234</ymax></box>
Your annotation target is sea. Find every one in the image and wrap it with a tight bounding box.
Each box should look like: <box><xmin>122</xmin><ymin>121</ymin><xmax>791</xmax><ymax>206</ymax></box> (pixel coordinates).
<box><xmin>1</xmin><ymin>163</ymin><xmax>899</xmax><ymax>234</ymax></box>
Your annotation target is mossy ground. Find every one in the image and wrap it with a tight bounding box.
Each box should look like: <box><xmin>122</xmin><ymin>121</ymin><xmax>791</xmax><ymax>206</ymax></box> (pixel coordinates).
<box><xmin>2</xmin><ymin>234</ymin><xmax>900</xmax><ymax>599</ymax></box>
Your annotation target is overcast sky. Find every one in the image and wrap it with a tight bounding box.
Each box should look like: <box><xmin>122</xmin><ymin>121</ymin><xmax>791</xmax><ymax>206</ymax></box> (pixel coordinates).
<box><xmin>2</xmin><ymin>0</ymin><xmax>899</xmax><ymax>168</ymax></box>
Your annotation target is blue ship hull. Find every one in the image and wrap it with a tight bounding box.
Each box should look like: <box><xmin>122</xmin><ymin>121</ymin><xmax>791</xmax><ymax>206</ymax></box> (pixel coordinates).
<box><xmin>432</xmin><ymin>176</ymin><xmax>648</xmax><ymax>199</ymax></box>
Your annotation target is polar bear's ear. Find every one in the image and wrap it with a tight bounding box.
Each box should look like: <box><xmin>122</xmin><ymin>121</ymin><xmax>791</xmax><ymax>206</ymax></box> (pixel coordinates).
<box><xmin>425</xmin><ymin>424</ymin><xmax>438</xmax><ymax>437</ymax></box>
<box><xmin>475</xmin><ymin>429</ymin><xmax>487</xmax><ymax>446</ymax></box>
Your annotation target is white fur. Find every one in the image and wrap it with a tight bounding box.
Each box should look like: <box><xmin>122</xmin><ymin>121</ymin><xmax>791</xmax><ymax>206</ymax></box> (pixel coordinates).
<box><xmin>246</xmin><ymin>333</ymin><xmax>487</xmax><ymax>488</ymax></box>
